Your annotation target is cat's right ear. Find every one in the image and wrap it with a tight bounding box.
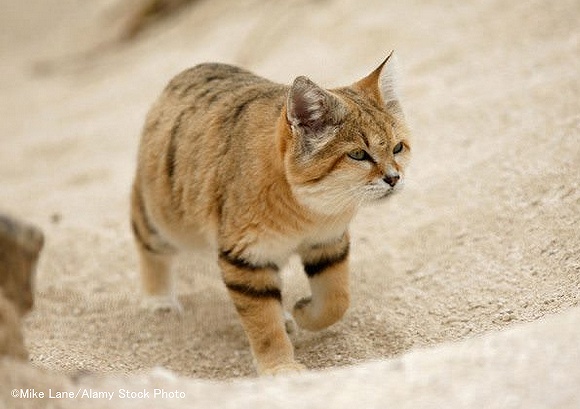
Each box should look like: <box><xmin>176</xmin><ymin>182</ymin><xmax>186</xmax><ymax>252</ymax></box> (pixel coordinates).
<box><xmin>286</xmin><ymin>76</ymin><xmax>345</xmax><ymax>140</ymax></box>
<box><xmin>354</xmin><ymin>51</ymin><xmax>400</xmax><ymax>109</ymax></box>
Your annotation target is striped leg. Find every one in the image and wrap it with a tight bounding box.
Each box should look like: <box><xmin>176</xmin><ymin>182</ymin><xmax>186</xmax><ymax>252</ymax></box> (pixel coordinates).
<box><xmin>294</xmin><ymin>234</ymin><xmax>350</xmax><ymax>331</ymax></box>
<box><xmin>219</xmin><ymin>250</ymin><xmax>304</xmax><ymax>375</ymax></box>
<box><xmin>131</xmin><ymin>183</ymin><xmax>180</xmax><ymax>312</ymax></box>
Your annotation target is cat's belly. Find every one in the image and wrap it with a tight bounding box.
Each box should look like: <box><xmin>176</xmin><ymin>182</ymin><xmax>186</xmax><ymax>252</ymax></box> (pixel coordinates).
<box><xmin>151</xmin><ymin>211</ymin><xmax>218</xmax><ymax>253</ymax></box>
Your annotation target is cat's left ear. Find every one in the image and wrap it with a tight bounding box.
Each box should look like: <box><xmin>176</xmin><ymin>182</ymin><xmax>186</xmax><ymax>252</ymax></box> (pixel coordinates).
<box><xmin>354</xmin><ymin>51</ymin><xmax>399</xmax><ymax>107</ymax></box>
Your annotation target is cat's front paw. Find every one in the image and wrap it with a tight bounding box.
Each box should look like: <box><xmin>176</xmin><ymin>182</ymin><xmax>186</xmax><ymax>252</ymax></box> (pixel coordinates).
<box><xmin>261</xmin><ymin>362</ymin><xmax>306</xmax><ymax>376</ymax></box>
<box><xmin>292</xmin><ymin>296</ymin><xmax>317</xmax><ymax>330</ymax></box>
<box><xmin>292</xmin><ymin>294</ymin><xmax>348</xmax><ymax>331</ymax></box>
<box><xmin>141</xmin><ymin>295</ymin><xmax>183</xmax><ymax>314</ymax></box>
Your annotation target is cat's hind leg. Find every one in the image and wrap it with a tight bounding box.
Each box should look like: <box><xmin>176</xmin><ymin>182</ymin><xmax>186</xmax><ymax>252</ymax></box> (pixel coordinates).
<box><xmin>294</xmin><ymin>234</ymin><xmax>350</xmax><ymax>331</ymax></box>
<box><xmin>136</xmin><ymin>249</ymin><xmax>181</xmax><ymax>313</ymax></box>
<box><xmin>131</xmin><ymin>183</ymin><xmax>181</xmax><ymax>313</ymax></box>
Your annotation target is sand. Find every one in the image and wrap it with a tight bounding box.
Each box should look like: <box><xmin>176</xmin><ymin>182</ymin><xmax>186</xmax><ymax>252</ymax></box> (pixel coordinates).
<box><xmin>0</xmin><ymin>0</ymin><xmax>579</xmax><ymax>406</ymax></box>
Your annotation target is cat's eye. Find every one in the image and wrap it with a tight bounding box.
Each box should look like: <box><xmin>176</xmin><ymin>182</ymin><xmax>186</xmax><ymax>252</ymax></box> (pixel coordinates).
<box><xmin>393</xmin><ymin>142</ymin><xmax>404</xmax><ymax>155</ymax></box>
<box><xmin>347</xmin><ymin>149</ymin><xmax>370</xmax><ymax>161</ymax></box>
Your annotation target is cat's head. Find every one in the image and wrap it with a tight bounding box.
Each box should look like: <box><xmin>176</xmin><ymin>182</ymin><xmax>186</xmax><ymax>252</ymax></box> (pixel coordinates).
<box><xmin>282</xmin><ymin>52</ymin><xmax>411</xmax><ymax>216</ymax></box>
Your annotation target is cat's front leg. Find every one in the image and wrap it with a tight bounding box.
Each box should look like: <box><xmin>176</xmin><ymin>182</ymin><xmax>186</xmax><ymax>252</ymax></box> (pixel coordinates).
<box><xmin>294</xmin><ymin>234</ymin><xmax>350</xmax><ymax>331</ymax></box>
<box><xmin>218</xmin><ymin>250</ymin><xmax>304</xmax><ymax>375</ymax></box>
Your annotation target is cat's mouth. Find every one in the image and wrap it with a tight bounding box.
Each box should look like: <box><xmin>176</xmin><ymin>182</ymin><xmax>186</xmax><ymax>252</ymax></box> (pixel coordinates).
<box><xmin>379</xmin><ymin>189</ymin><xmax>395</xmax><ymax>199</ymax></box>
<box><xmin>374</xmin><ymin>188</ymin><xmax>398</xmax><ymax>201</ymax></box>
<box><xmin>363</xmin><ymin>182</ymin><xmax>403</xmax><ymax>203</ymax></box>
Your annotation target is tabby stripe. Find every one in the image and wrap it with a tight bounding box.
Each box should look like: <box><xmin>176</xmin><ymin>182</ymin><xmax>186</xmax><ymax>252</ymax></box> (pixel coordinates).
<box><xmin>179</xmin><ymin>83</ymin><xmax>198</xmax><ymax>97</ymax></box>
<box><xmin>198</xmin><ymin>87</ymin><xmax>226</xmax><ymax>104</ymax></box>
<box><xmin>135</xmin><ymin>188</ymin><xmax>160</xmax><ymax>239</ymax></box>
<box><xmin>166</xmin><ymin>110</ymin><xmax>187</xmax><ymax>181</ymax></box>
<box><xmin>208</xmin><ymin>92</ymin><xmax>222</xmax><ymax>105</ymax></box>
<box><xmin>132</xmin><ymin>188</ymin><xmax>174</xmax><ymax>254</ymax></box>
<box><xmin>225</xmin><ymin>282</ymin><xmax>282</xmax><ymax>302</ymax></box>
<box><xmin>131</xmin><ymin>219</ymin><xmax>164</xmax><ymax>254</ymax></box>
<box><xmin>180</xmin><ymin>76</ymin><xmax>225</xmax><ymax>97</ymax></box>
<box><xmin>144</xmin><ymin>118</ymin><xmax>160</xmax><ymax>134</ymax></box>
<box><xmin>304</xmin><ymin>244</ymin><xmax>350</xmax><ymax>277</ymax></box>
<box><xmin>227</xmin><ymin>87</ymin><xmax>279</xmax><ymax>125</ymax></box>
<box><xmin>229</xmin><ymin>93</ymin><xmax>261</xmax><ymax>124</ymax></box>
<box><xmin>202</xmin><ymin>75</ymin><xmax>223</xmax><ymax>84</ymax></box>
<box><xmin>219</xmin><ymin>250</ymin><xmax>279</xmax><ymax>272</ymax></box>
<box><xmin>359</xmin><ymin>131</ymin><xmax>370</xmax><ymax>149</ymax></box>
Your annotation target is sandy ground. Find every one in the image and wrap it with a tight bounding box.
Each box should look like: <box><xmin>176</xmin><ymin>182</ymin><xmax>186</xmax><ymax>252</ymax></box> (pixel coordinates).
<box><xmin>1</xmin><ymin>0</ymin><xmax>578</xmax><ymax>395</ymax></box>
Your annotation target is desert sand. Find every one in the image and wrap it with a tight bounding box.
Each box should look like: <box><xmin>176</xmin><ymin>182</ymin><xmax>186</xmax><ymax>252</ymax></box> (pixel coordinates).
<box><xmin>1</xmin><ymin>0</ymin><xmax>579</xmax><ymax>407</ymax></box>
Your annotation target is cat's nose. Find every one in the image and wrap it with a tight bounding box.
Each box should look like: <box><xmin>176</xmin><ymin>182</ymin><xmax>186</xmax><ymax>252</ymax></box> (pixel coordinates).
<box><xmin>383</xmin><ymin>172</ymin><xmax>400</xmax><ymax>187</ymax></box>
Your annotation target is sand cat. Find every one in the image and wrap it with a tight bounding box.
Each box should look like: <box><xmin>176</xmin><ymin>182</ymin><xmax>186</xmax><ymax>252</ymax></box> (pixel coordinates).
<box><xmin>0</xmin><ymin>214</ymin><xmax>44</xmax><ymax>359</ymax></box>
<box><xmin>131</xmin><ymin>52</ymin><xmax>411</xmax><ymax>375</ymax></box>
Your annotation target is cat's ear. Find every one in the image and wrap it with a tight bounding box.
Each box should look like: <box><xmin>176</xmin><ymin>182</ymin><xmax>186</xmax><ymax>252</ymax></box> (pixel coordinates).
<box><xmin>286</xmin><ymin>76</ymin><xmax>345</xmax><ymax>135</ymax></box>
<box><xmin>354</xmin><ymin>51</ymin><xmax>399</xmax><ymax>107</ymax></box>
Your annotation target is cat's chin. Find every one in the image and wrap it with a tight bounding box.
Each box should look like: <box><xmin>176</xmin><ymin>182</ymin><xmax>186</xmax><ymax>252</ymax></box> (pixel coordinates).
<box><xmin>362</xmin><ymin>186</ymin><xmax>401</xmax><ymax>204</ymax></box>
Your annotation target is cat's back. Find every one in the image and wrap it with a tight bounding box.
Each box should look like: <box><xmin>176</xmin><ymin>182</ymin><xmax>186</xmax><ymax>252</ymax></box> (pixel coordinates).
<box><xmin>139</xmin><ymin>62</ymin><xmax>287</xmax><ymax>167</ymax></box>
<box><xmin>140</xmin><ymin>62</ymin><xmax>287</xmax><ymax>159</ymax></box>
<box><xmin>166</xmin><ymin>63</ymin><xmax>267</xmax><ymax>96</ymax></box>
<box><xmin>153</xmin><ymin>63</ymin><xmax>284</xmax><ymax>114</ymax></box>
